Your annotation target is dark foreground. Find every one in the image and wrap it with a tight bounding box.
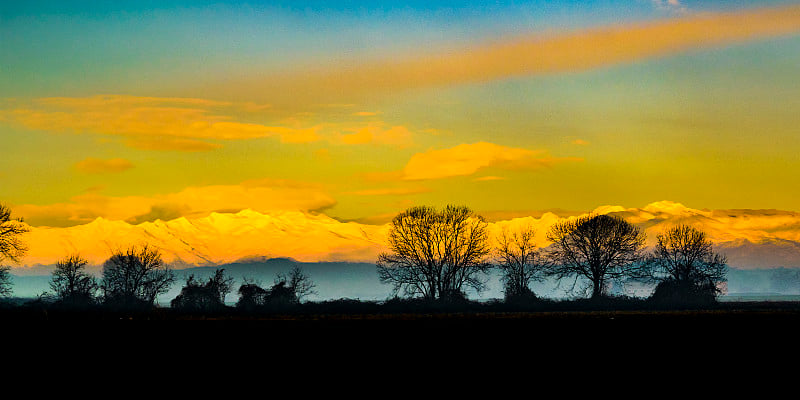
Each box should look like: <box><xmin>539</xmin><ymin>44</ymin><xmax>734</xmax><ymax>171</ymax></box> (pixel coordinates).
<box><xmin>5</xmin><ymin>301</ymin><xmax>799</xmax><ymax>364</ymax></box>
<box><xmin>4</xmin><ymin>299</ymin><xmax>799</xmax><ymax>326</ymax></box>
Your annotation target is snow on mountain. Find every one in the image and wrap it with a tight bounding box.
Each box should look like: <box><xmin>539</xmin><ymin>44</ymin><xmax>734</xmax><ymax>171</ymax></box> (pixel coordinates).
<box><xmin>12</xmin><ymin>201</ymin><xmax>800</xmax><ymax>269</ymax></box>
<box><xmin>19</xmin><ymin>209</ymin><xmax>390</xmax><ymax>267</ymax></box>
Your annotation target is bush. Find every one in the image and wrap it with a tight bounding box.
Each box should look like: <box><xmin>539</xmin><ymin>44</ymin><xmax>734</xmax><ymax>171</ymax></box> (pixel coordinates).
<box><xmin>649</xmin><ymin>279</ymin><xmax>719</xmax><ymax>307</ymax></box>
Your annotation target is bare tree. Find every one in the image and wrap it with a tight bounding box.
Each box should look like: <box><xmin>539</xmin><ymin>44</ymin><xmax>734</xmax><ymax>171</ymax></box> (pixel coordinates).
<box><xmin>642</xmin><ymin>225</ymin><xmax>727</xmax><ymax>302</ymax></box>
<box><xmin>0</xmin><ymin>204</ymin><xmax>28</xmax><ymax>263</ymax></box>
<box><xmin>0</xmin><ymin>204</ymin><xmax>29</xmax><ymax>297</ymax></box>
<box><xmin>276</xmin><ymin>265</ymin><xmax>317</xmax><ymax>302</ymax></box>
<box><xmin>100</xmin><ymin>244</ymin><xmax>175</xmax><ymax>307</ymax></box>
<box><xmin>546</xmin><ymin>214</ymin><xmax>645</xmax><ymax>298</ymax></box>
<box><xmin>377</xmin><ymin>205</ymin><xmax>492</xmax><ymax>301</ymax></box>
<box><xmin>50</xmin><ymin>254</ymin><xmax>98</xmax><ymax>304</ymax></box>
<box><xmin>495</xmin><ymin>225</ymin><xmax>547</xmax><ymax>301</ymax></box>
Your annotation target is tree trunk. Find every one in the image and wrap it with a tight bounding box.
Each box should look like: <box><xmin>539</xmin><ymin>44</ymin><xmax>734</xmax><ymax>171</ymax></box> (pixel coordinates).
<box><xmin>591</xmin><ymin>279</ymin><xmax>603</xmax><ymax>299</ymax></box>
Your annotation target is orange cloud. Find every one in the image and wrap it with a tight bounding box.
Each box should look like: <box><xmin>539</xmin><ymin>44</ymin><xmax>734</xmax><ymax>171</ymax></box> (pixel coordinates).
<box><xmin>0</xmin><ymin>95</ymin><xmax>321</xmax><ymax>150</ymax></box>
<box><xmin>13</xmin><ymin>178</ymin><xmax>336</xmax><ymax>227</ymax></box>
<box><xmin>237</xmin><ymin>4</ymin><xmax>800</xmax><ymax>105</ymax></box>
<box><xmin>74</xmin><ymin>158</ymin><xmax>134</xmax><ymax>174</ymax></box>
<box><xmin>338</xmin><ymin>124</ymin><xmax>413</xmax><ymax>147</ymax></box>
<box><xmin>473</xmin><ymin>176</ymin><xmax>508</xmax><ymax>182</ymax></box>
<box><xmin>348</xmin><ymin>187</ymin><xmax>430</xmax><ymax>196</ymax></box>
<box><xmin>126</xmin><ymin>138</ymin><xmax>224</xmax><ymax>152</ymax></box>
<box><xmin>402</xmin><ymin>142</ymin><xmax>580</xmax><ymax>180</ymax></box>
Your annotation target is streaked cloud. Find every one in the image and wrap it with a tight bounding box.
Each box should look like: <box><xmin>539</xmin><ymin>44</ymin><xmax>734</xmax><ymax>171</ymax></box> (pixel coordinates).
<box><xmin>235</xmin><ymin>4</ymin><xmax>800</xmax><ymax>106</ymax></box>
<box><xmin>473</xmin><ymin>176</ymin><xmax>508</xmax><ymax>182</ymax></box>
<box><xmin>338</xmin><ymin>124</ymin><xmax>413</xmax><ymax>147</ymax></box>
<box><xmin>74</xmin><ymin>158</ymin><xmax>134</xmax><ymax>174</ymax></box>
<box><xmin>126</xmin><ymin>138</ymin><xmax>224</xmax><ymax>152</ymax></box>
<box><xmin>402</xmin><ymin>142</ymin><xmax>581</xmax><ymax>180</ymax></box>
<box><xmin>0</xmin><ymin>95</ymin><xmax>322</xmax><ymax>151</ymax></box>
<box><xmin>1</xmin><ymin>95</ymin><xmax>430</xmax><ymax>151</ymax></box>
<box><xmin>348</xmin><ymin>186</ymin><xmax>430</xmax><ymax>196</ymax></box>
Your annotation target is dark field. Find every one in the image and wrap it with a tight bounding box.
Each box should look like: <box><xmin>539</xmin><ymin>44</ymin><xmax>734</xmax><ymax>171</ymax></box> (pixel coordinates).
<box><xmin>5</xmin><ymin>301</ymin><xmax>797</xmax><ymax>361</ymax></box>
<box><xmin>4</xmin><ymin>299</ymin><xmax>799</xmax><ymax>324</ymax></box>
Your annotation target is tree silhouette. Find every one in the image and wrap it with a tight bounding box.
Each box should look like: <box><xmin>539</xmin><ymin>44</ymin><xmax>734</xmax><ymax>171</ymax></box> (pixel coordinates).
<box><xmin>275</xmin><ymin>265</ymin><xmax>317</xmax><ymax>302</ymax></box>
<box><xmin>236</xmin><ymin>280</ymin><xmax>268</xmax><ymax>310</ymax></box>
<box><xmin>546</xmin><ymin>214</ymin><xmax>645</xmax><ymax>298</ymax></box>
<box><xmin>100</xmin><ymin>244</ymin><xmax>175</xmax><ymax>308</ymax></box>
<box><xmin>171</xmin><ymin>269</ymin><xmax>235</xmax><ymax>311</ymax></box>
<box><xmin>235</xmin><ymin>267</ymin><xmax>316</xmax><ymax>310</ymax></box>
<box><xmin>495</xmin><ymin>225</ymin><xmax>547</xmax><ymax>302</ymax></box>
<box><xmin>641</xmin><ymin>225</ymin><xmax>727</xmax><ymax>304</ymax></box>
<box><xmin>377</xmin><ymin>205</ymin><xmax>491</xmax><ymax>301</ymax></box>
<box><xmin>50</xmin><ymin>254</ymin><xmax>98</xmax><ymax>306</ymax></box>
<box><xmin>0</xmin><ymin>204</ymin><xmax>29</xmax><ymax>297</ymax></box>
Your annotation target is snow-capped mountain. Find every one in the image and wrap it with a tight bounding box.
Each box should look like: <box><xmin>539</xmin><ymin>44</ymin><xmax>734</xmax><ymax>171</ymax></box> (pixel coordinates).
<box><xmin>13</xmin><ymin>201</ymin><xmax>800</xmax><ymax>270</ymax></box>
<box><xmin>19</xmin><ymin>209</ymin><xmax>390</xmax><ymax>267</ymax></box>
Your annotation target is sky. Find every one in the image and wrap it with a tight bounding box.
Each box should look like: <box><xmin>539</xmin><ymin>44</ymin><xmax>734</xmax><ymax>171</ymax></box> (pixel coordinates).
<box><xmin>2</xmin><ymin>0</ymin><xmax>800</xmax><ymax>229</ymax></box>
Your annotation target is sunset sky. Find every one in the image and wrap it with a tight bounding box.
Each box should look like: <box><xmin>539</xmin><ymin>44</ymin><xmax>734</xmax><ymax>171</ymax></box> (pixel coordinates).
<box><xmin>2</xmin><ymin>0</ymin><xmax>800</xmax><ymax>230</ymax></box>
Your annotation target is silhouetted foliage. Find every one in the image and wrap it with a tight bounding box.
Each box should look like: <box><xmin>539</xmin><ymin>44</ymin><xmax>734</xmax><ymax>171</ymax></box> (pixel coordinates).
<box><xmin>495</xmin><ymin>225</ymin><xmax>548</xmax><ymax>302</ymax></box>
<box><xmin>171</xmin><ymin>269</ymin><xmax>234</xmax><ymax>311</ymax></box>
<box><xmin>377</xmin><ymin>205</ymin><xmax>491</xmax><ymax>301</ymax></box>
<box><xmin>275</xmin><ymin>265</ymin><xmax>317</xmax><ymax>302</ymax></box>
<box><xmin>546</xmin><ymin>214</ymin><xmax>646</xmax><ymax>298</ymax></box>
<box><xmin>641</xmin><ymin>225</ymin><xmax>727</xmax><ymax>304</ymax></box>
<box><xmin>236</xmin><ymin>281</ymin><xmax>269</xmax><ymax>310</ymax></box>
<box><xmin>100</xmin><ymin>244</ymin><xmax>175</xmax><ymax>308</ymax></box>
<box><xmin>50</xmin><ymin>254</ymin><xmax>98</xmax><ymax>307</ymax></box>
<box><xmin>235</xmin><ymin>266</ymin><xmax>316</xmax><ymax>310</ymax></box>
<box><xmin>649</xmin><ymin>280</ymin><xmax>719</xmax><ymax>307</ymax></box>
<box><xmin>0</xmin><ymin>204</ymin><xmax>29</xmax><ymax>297</ymax></box>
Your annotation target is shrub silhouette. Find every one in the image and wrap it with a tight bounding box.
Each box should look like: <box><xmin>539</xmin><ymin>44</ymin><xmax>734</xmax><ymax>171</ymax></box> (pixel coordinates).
<box><xmin>171</xmin><ymin>269</ymin><xmax>234</xmax><ymax>312</ymax></box>
<box><xmin>649</xmin><ymin>279</ymin><xmax>719</xmax><ymax>307</ymax></box>
<box><xmin>236</xmin><ymin>282</ymin><xmax>269</xmax><ymax>310</ymax></box>
<box><xmin>235</xmin><ymin>266</ymin><xmax>316</xmax><ymax>311</ymax></box>
<box><xmin>641</xmin><ymin>225</ymin><xmax>727</xmax><ymax>305</ymax></box>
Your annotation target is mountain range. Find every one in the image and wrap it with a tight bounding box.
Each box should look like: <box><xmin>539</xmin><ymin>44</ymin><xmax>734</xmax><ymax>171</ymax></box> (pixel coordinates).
<box><xmin>11</xmin><ymin>201</ymin><xmax>800</xmax><ymax>271</ymax></box>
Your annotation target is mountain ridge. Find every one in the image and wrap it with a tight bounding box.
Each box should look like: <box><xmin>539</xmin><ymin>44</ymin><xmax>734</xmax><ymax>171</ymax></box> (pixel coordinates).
<box><xmin>11</xmin><ymin>201</ymin><xmax>800</xmax><ymax>270</ymax></box>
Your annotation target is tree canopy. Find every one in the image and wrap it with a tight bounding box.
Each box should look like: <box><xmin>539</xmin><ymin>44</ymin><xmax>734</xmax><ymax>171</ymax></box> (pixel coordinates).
<box><xmin>50</xmin><ymin>254</ymin><xmax>98</xmax><ymax>306</ymax></box>
<box><xmin>642</xmin><ymin>225</ymin><xmax>727</xmax><ymax>304</ymax></box>
<box><xmin>0</xmin><ymin>204</ymin><xmax>28</xmax><ymax>297</ymax></box>
<box><xmin>377</xmin><ymin>205</ymin><xmax>491</xmax><ymax>301</ymax></box>
<box><xmin>100</xmin><ymin>244</ymin><xmax>175</xmax><ymax>308</ymax></box>
<box><xmin>495</xmin><ymin>225</ymin><xmax>547</xmax><ymax>301</ymax></box>
<box><xmin>546</xmin><ymin>214</ymin><xmax>646</xmax><ymax>298</ymax></box>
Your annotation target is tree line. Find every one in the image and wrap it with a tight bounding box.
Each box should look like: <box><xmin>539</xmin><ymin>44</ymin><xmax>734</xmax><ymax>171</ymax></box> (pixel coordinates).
<box><xmin>377</xmin><ymin>205</ymin><xmax>727</xmax><ymax>305</ymax></box>
<box><xmin>0</xmin><ymin>203</ymin><xmax>727</xmax><ymax>311</ymax></box>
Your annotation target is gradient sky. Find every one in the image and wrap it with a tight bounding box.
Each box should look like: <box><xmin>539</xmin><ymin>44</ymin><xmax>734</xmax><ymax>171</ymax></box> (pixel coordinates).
<box><xmin>2</xmin><ymin>0</ymin><xmax>800</xmax><ymax>227</ymax></box>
